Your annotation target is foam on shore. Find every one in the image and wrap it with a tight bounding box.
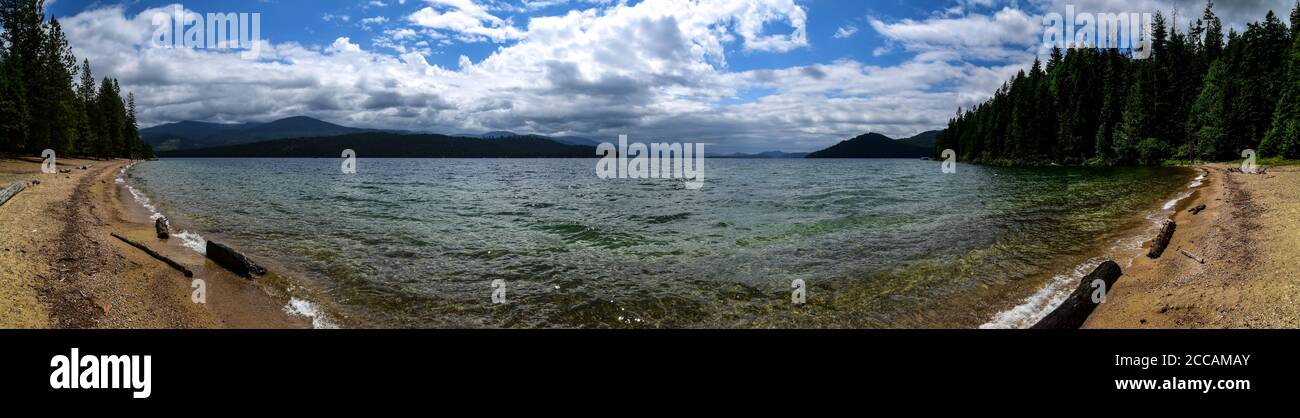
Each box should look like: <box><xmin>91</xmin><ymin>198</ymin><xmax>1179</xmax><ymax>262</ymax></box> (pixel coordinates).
<box><xmin>980</xmin><ymin>260</ymin><xmax>1101</xmax><ymax>329</ymax></box>
<box><xmin>284</xmin><ymin>298</ymin><xmax>339</xmax><ymax>329</ymax></box>
<box><xmin>981</xmin><ymin>168</ymin><xmax>1206</xmax><ymax>329</ymax></box>
<box><xmin>121</xmin><ymin>163</ymin><xmax>340</xmax><ymax>329</ymax></box>
<box><xmin>118</xmin><ymin>163</ymin><xmax>208</xmax><ymax>255</ymax></box>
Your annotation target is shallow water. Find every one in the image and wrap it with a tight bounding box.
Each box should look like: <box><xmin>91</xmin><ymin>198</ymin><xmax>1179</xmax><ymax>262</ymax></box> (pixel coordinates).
<box><xmin>125</xmin><ymin>158</ymin><xmax>1192</xmax><ymax>328</ymax></box>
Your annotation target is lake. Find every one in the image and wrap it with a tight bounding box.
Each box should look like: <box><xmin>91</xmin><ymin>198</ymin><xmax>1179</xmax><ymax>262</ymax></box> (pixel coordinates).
<box><xmin>124</xmin><ymin>158</ymin><xmax>1193</xmax><ymax>328</ymax></box>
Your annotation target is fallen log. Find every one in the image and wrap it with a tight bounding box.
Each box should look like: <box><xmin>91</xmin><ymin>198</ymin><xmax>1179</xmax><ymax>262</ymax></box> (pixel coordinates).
<box><xmin>1189</xmin><ymin>204</ymin><xmax>1207</xmax><ymax>215</ymax></box>
<box><xmin>1148</xmin><ymin>220</ymin><xmax>1176</xmax><ymax>258</ymax></box>
<box><xmin>111</xmin><ymin>232</ymin><xmax>193</xmax><ymax>277</ymax></box>
<box><xmin>155</xmin><ymin>217</ymin><xmax>170</xmax><ymax>239</ymax></box>
<box><xmin>1179</xmin><ymin>248</ymin><xmax>1205</xmax><ymax>264</ymax></box>
<box><xmin>206</xmin><ymin>240</ymin><xmax>266</xmax><ymax>279</ymax></box>
<box><xmin>0</xmin><ymin>181</ymin><xmax>27</xmax><ymax>208</ymax></box>
<box><xmin>1031</xmin><ymin>260</ymin><xmax>1123</xmax><ymax>329</ymax></box>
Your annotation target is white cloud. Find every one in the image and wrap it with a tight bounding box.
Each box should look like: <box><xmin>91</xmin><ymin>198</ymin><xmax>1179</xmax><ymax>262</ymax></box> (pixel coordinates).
<box><xmin>57</xmin><ymin>1</ymin><xmax>1297</xmax><ymax>152</ymax></box>
<box><xmin>870</xmin><ymin>7</ymin><xmax>1041</xmax><ymax>61</ymax></box>
<box><xmin>407</xmin><ymin>0</ymin><xmax>525</xmax><ymax>42</ymax></box>
<box><xmin>833</xmin><ymin>25</ymin><xmax>858</xmax><ymax>39</ymax></box>
<box><xmin>328</xmin><ymin>37</ymin><xmax>364</xmax><ymax>54</ymax></box>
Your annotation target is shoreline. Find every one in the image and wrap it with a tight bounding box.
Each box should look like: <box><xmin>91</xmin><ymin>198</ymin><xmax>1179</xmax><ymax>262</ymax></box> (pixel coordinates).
<box><xmin>979</xmin><ymin>166</ymin><xmax>1205</xmax><ymax>329</ymax></box>
<box><xmin>1085</xmin><ymin>164</ymin><xmax>1300</xmax><ymax>328</ymax></box>
<box><xmin>6</xmin><ymin>157</ymin><xmax>1299</xmax><ymax>329</ymax></box>
<box><xmin>0</xmin><ymin>157</ymin><xmax>310</xmax><ymax>328</ymax></box>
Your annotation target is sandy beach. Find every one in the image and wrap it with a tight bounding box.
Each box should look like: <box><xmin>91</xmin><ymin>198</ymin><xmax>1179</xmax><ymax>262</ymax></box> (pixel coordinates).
<box><xmin>0</xmin><ymin>157</ymin><xmax>308</xmax><ymax>329</ymax></box>
<box><xmin>3</xmin><ymin>156</ymin><xmax>1299</xmax><ymax>329</ymax></box>
<box><xmin>1086</xmin><ymin>164</ymin><xmax>1300</xmax><ymax>328</ymax></box>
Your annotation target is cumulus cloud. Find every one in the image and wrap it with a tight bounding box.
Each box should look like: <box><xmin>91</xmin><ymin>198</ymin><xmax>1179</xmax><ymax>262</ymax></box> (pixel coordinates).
<box><xmin>833</xmin><ymin>25</ymin><xmax>858</xmax><ymax>39</ymax></box>
<box><xmin>407</xmin><ymin>0</ymin><xmax>525</xmax><ymax>42</ymax></box>
<box><xmin>57</xmin><ymin>0</ymin><xmax>1296</xmax><ymax>152</ymax></box>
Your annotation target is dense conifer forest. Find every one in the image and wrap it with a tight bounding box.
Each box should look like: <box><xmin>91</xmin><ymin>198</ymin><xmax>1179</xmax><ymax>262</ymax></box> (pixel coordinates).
<box><xmin>0</xmin><ymin>0</ymin><xmax>151</xmax><ymax>159</ymax></box>
<box><xmin>936</xmin><ymin>2</ymin><xmax>1300</xmax><ymax>165</ymax></box>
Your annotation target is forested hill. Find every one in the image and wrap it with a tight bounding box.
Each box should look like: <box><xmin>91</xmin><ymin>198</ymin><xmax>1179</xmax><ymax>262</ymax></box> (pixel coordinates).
<box><xmin>156</xmin><ymin>133</ymin><xmax>597</xmax><ymax>158</ymax></box>
<box><xmin>937</xmin><ymin>2</ymin><xmax>1300</xmax><ymax>166</ymax></box>
<box><xmin>806</xmin><ymin>132</ymin><xmax>936</xmax><ymax>158</ymax></box>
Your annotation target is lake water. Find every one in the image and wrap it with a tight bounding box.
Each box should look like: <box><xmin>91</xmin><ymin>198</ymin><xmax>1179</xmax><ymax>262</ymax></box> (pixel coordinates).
<box><xmin>123</xmin><ymin>158</ymin><xmax>1193</xmax><ymax>328</ymax></box>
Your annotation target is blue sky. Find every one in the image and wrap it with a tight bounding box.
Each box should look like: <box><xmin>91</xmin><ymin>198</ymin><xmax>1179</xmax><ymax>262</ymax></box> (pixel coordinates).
<box><xmin>49</xmin><ymin>0</ymin><xmax>1297</xmax><ymax>152</ymax></box>
<box><xmin>51</xmin><ymin>0</ymin><xmax>933</xmax><ymax>70</ymax></box>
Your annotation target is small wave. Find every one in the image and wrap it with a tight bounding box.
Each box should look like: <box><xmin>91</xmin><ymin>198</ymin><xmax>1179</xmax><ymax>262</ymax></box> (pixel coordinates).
<box><xmin>980</xmin><ymin>260</ymin><xmax>1101</xmax><ymax>329</ymax></box>
<box><xmin>120</xmin><ymin>163</ymin><xmax>208</xmax><ymax>255</ymax></box>
<box><xmin>1162</xmin><ymin>191</ymin><xmax>1192</xmax><ymax>210</ymax></box>
<box><xmin>124</xmin><ymin>182</ymin><xmax>164</xmax><ymax>221</ymax></box>
<box><xmin>284</xmin><ymin>298</ymin><xmax>338</xmax><ymax>329</ymax></box>
<box><xmin>173</xmin><ymin>231</ymin><xmax>207</xmax><ymax>255</ymax></box>
<box><xmin>1159</xmin><ymin>171</ymin><xmax>1206</xmax><ymax>212</ymax></box>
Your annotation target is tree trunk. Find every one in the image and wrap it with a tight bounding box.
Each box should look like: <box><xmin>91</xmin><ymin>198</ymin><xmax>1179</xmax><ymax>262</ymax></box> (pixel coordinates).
<box><xmin>155</xmin><ymin>217</ymin><xmax>170</xmax><ymax>239</ymax></box>
<box><xmin>111</xmin><ymin>233</ymin><xmax>193</xmax><ymax>277</ymax></box>
<box><xmin>1148</xmin><ymin>220</ymin><xmax>1176</xmax><ymax>258</ymax></box>
<box><xmin>0</xmin><ymin>181</ymin><xmax>27</xmax><ymax>208</ymax></box>
<box><xmin>206</xmin><ymin>240</ymin><xmax>266</xmax><ymax>279</ymax></box>
<box><xmin>1031</xmin><ymin>260</ymin><xmax>1123</xmax><ymax>329</ymax></box>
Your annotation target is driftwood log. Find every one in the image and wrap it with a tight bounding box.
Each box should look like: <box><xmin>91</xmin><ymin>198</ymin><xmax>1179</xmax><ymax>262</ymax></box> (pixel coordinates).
<box><xmin>155</xmin><ymin>217</ymin><xmax>170</xmax><ymax>239</ymax></box>
<box><xmin>1031</xmin><ymin>260</ymin><xmax>1123</xmax><ymax>329</ymax></box>
<box><xmin>1148</xmin><ymin>220</ymin><xmax>1176</xmax><ymax>258</ymax></box>
<box><xmin>1189</xmin><ymin>204</ymin><xmax>1207</xmax><ymax>215</ymax></box>
<box><xmin>206</xmin><ymin>240</ymin><xmax>266</xmax><ymax>278</ymax></box>
<box><xmin>0</xmin><ymin>181</ymin><xmax>27</xmax><ymax>207</ymax></box>
<box><xmin>111</xmin><ymin>233</ymin><xmax>193</xmax><ymax>277</ymax></box>
<box><xmin>1179</xmin><ymin>248</ymin><xmax>1205</xmax><ymax>264</ymax></box>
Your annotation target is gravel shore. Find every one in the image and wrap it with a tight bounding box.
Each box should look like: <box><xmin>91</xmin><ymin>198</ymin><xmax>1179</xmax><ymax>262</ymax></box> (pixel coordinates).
<box><xmin>0</xmin><ymin>157</ymin><xmax>308</xmax><ymax>328</ymax></box>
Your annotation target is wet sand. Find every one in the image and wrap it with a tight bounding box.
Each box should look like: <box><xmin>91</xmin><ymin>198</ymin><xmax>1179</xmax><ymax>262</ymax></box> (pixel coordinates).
<box><xmin>5</xmin><ymin>156</ymin><xmax>1298</xmax><ymax>329</ymax></box>
<box><xmin>1086</xmin><ymin>164</ymin><xmax>1300</xmax><ymax>328</ymax></box>
<box><xmin>0</xmin><ymin>157</ymin><xmax>308</xmax><ymax>329</ymax></box>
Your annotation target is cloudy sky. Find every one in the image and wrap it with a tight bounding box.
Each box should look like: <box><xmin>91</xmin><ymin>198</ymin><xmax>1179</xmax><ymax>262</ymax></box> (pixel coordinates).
<box><xmin>49</xmin><ymin>0</ymin><xmax>1296</xmax><ymax>153</ymax></box>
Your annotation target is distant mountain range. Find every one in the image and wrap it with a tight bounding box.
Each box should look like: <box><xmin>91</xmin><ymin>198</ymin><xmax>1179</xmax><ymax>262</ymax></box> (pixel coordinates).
<box><xmin>143</xmin><ymin>116</ymin><xmax>605</xmax><ymax>151</ymax></box>
<box><xmin>715</xmin><ymin>151</ymin><xmax>810</xmax><ymax>159</ymax></box>
<box><xmin>140</xmin><ymin>116</ymin><xmax>408</xmax><ymax>152</ymax></box>
<box><xmin>156</xmin><ymin>133</ymin><xmax>596</xmax><ymax>158</ymax></box>
<box><xmin>806</xmin><ymin>130</ymin><xmax>941</xmax><ymax>158</ymax></box>
<box><xmin>144</xmin><ymin>115</ymin><xmax>944</xmax><ymax>159</ymax></box>
<box><xmin>455</xmin><ymin>131</ymin><xmax>602</xmax><ymax>147</ymax></box>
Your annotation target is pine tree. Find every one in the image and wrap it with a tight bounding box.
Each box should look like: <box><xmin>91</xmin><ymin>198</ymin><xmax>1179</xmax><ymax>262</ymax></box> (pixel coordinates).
<box><xmin>38</xmin><ymin>17</ymin><xmax>78</xmax><ymax>154</ymax></box>
<box><xmin>0</xmin><ymin>58</ymin><xmax>28</xmax><ymax>153</ymax></box>
<box><xmin>1095</xmin><ymin>48</ymin><xmax>1126</xmax><ymax>162</ymax></box>
<box><xmin>938</xmin><ymin>6</ymin><xmax>1297</xmax><ymax>166</ymax></box>
<box><xmin>123</xmin><ymin>92</ymin><xmax>147</xmax><ymax>159</ymax></box>
<box><xmin>95</xmin><ymin>77</ymin><xmax>118</xmax><ymax>158</ymax></box>
<box><xmin>1115</xmin><ymin>66</ymin><xmax>1152</xmax><ymax>163</ymax></box>
<box><xmin>1291</xmin><ymin>1</ymin><xmax>1300</xmax><ymax>41</ymax></box>
<box><xmin>77</xmin><ymin>58</ymin><xmax>98</xmax><ymax>155</ymax></box>
<box><xmin>1260</xmin><ymin>35</ymin><xmax>1300</xmax><ymax>158</ymax></box>
<box><xmin>1234</xmin><ymin>12</ymin><xmax>1290</xmax><ymax>154</ymax></box>
<box><xmin>1200</xmin><ymin>2</ymin><xmax>1224</xmax><ymax>64</ymax></box>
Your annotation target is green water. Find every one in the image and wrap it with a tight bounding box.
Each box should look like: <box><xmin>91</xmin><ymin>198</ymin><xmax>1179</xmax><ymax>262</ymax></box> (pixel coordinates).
<box><xmin>124</xmin><ymin>158</ymin><xmax>1193</xmax><ymax>328</ymax></box>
